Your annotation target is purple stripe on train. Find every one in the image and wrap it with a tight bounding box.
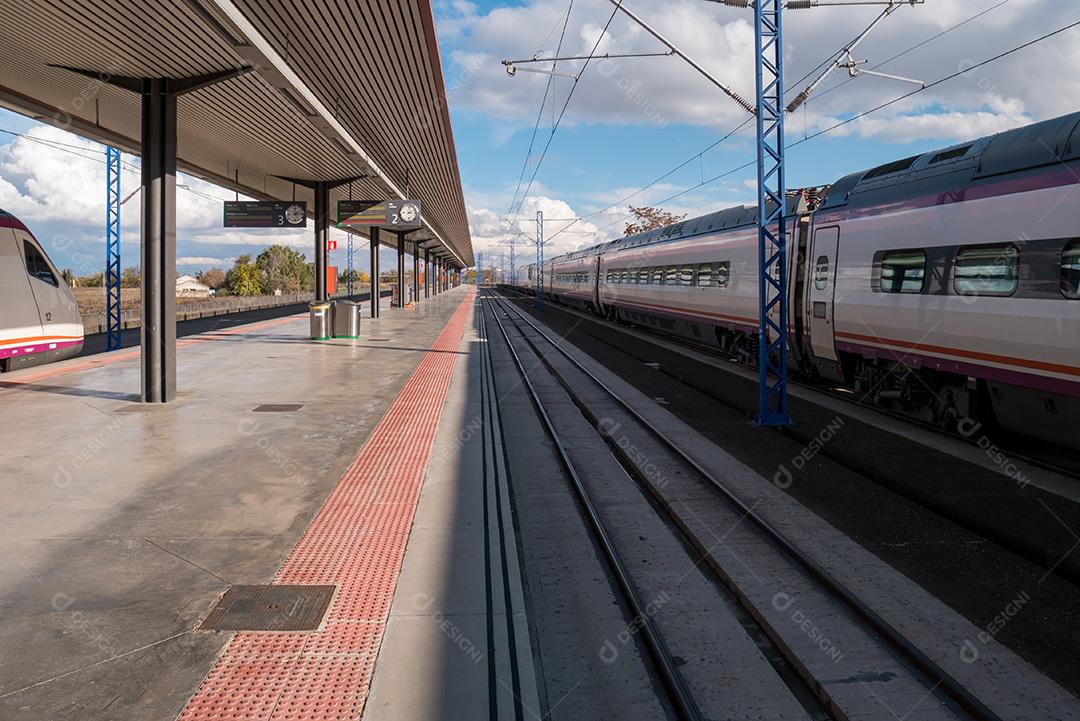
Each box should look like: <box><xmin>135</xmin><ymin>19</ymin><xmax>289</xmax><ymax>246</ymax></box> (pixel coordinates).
<box><xmin>0</xmin><ymin>338</ymin><xmax>84</xmax><ymax>360</ymax></box>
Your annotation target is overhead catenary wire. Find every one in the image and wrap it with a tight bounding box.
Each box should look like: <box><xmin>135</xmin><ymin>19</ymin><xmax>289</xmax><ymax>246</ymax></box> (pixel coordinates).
<box><xmin>547</xmin><ymin>0</ymin><xmax>1033</xmax><ymax>244</ymax></box>
<box><xmin>508</xmin><ymin>2</ymin><xmax>622</xmax><ymax>221</ymax></box>
<box><xmin>0</xmin><ymin>126</ymin><xmax>244</xmax><ymax>206</ymax></box>
<box><xmin>503</xmin><ymin>0</ymin><xmax>576</xmax><ymax>223</ymax></box>
<box><xmin>620</xmin><ymin>16</ymin><xmax>1080</xmax><ymax>220</ymax></box>
<box><xmin>539</xmin><ymin>3</ymin><xmax>916</xmax><ymax>245</ymax></box>
<box><xmin>803</xmin><ymin>0</ymin><xmax>1011</xmax><ymax>106</ymax></box>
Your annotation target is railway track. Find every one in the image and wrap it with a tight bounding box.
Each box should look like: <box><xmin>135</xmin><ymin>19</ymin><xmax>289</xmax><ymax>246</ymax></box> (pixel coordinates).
<box><xmin>498</xmin><ymin>287</ymin><xmax>1080</xmax><ymax>589</ymax></box>
<box><xmin>481</xmin><ymin>289</ymin><xmax>1009</xmax><ymax>721</ymax></box>
<box><xmin>501</xmin><ymin>286</ymin><xmax>1080</xmax><ymax>481</ymax></box>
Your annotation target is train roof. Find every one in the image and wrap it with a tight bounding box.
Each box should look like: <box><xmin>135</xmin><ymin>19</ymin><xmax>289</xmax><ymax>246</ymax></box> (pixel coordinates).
<box><xmin>819</xmin><ymin>110</ymin><xmax>1080</xmax><ymax>212</ymax></box>
<box><xmin>0</xmin><ymin>208</ymin><xmax>29</xmax><ymax>232</ymax></box>
<box><xmin>546</xmin><ymin>110</ymin><xmax>1080</xmax><ymax>264</ymax></box>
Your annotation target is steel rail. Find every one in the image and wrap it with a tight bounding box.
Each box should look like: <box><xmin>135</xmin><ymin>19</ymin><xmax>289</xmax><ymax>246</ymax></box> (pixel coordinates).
<box><xmin>481</xmin><ymin>292</ymin><xmax>704</xmax><ymax>721</ymax></box>
<box><xmin>491</xmin><ymin>290</ymin><xmax>1003</xmax><ymax>721</ymax></box>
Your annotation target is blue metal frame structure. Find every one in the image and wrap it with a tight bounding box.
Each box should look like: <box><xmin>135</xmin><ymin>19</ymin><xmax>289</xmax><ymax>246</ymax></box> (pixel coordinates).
<box><xmin>346</xmin><ymin>233</ymin><xmax>354</xmax><ymax>295</ymax></box>
<box><xmin>510</xmin><ymin>238</ymin><xmax>515</xmax><ymax>285</ymax></box>
<box><xmin>753</xmin><ymin>0</ymin><xmax>790</xmax><ymax>426</ymax></box>
<box><xmin>477</xmin><ymin>250</ymin><xmax>483</xmax><ymax>286</ymax></box>
<box><xmin>105</xmin><ymin>146</ymin><xmax>122</xmax><ymax>352</ymax></box>
<box><xmin>535</xmin><ymin>210</ymin><xmax>544</xmax><ymax>309</ymax></box>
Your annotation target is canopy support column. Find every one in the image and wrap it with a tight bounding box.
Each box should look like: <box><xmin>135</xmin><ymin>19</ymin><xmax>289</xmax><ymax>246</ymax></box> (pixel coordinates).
<box><xmin>370</xmin><ymin>227</ymin><xmax>381</xmax><ymax>318</ymax></box>
<box><xmin>396</xmin><ymin>232</ymin><xmax>406</xmax><ymax>306</ymax></box>
<box><xmin>140</xmin><ymin>78</ymin><xmax>177</xmax><ymax>403</ymax></box>
<box><xmin>314</xmin><ymin>181</ymin><xmax>329</xmax><ymax>302</ymax></box>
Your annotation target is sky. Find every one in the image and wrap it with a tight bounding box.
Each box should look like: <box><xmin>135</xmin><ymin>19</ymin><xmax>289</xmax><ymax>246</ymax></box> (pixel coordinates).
<box><xmin>1</xmin><ymin>0</ymin><xmax>1077</xmax><ymax>275</ymax></box>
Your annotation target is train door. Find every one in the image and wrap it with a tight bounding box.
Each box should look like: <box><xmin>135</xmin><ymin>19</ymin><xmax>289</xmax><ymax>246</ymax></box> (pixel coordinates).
<box><xmin>807</xmin><ymin>226</ymin><xmax>840</xmax><ymax>362</ymax></box>
<box><xmin>790</xmin><ymin>216</ymin><xmax>812</xmax><ymax>369</ymax></box>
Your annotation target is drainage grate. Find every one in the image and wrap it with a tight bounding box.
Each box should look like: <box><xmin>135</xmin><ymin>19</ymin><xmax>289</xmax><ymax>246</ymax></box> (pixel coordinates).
<box><xmin>200</xmin><ymin>585</ymin><xmax>335</xmax><ymax>631</ymax></box>
<box><xmin>253</xmin><ymin>403</ymin><xmax>303</xmax><ymax>412</ymax></box>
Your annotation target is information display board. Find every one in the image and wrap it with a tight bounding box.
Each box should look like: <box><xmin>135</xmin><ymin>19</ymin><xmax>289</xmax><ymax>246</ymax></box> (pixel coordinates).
<box><xmin>338</xmin><ymin>199</ymin><xmax>421</xmax><ymax>229</ymax></box>
<box><xmin>224</xmin><ymin>201</ymin><xmax>307</xmax><ymax>228</ymax></box>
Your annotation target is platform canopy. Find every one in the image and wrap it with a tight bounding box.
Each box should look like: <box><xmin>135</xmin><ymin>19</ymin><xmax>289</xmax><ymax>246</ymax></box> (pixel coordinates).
<box><xmin>0</xmin><ymin>0</ymin><xmax>473</xmax><ymax>268</ymax></box>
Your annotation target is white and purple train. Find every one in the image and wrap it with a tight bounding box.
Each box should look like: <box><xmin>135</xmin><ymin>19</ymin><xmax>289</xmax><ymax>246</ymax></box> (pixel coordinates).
<box><xmin>511</xmin><ymin>112</ymin><xmax>1080</xmax><ymax>448</ymax></box>
<box><xmin>0</xmin><ymin>209</ymin><xmax>84</xmax><ymax>371</ymax></box>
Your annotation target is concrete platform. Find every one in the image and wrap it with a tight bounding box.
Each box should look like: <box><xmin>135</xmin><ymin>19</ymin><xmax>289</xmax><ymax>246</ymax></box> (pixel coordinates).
<box><xmin>0</xmin><ymin>286</ymin><xmax>475</xmax><ymax>720</ymax></box>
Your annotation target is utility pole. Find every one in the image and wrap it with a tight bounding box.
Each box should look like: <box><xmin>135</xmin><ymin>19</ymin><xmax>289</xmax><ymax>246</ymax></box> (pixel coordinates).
<box><xmin>536</xmin><ymin>210</ymin><xmax>544</xmax><ymax>310</ymax></box>
<box><xmin>347</xmin><ymin>232</ymin><xmax>355</xmax><ymax>296</ymax></box>
<box><xmin>105</xmin><ymin>147</ymin><xmax>122</xmax><ymax>352</ymax></box>
<box><xmin>753</xmin><ymin>0</ymin><xmax>789</xmax><ymax>426</ymax></box>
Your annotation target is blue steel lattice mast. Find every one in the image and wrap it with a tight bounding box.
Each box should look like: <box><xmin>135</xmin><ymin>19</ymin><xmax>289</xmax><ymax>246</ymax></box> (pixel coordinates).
<box><xmin>105</xmin><ymin>146</ymin><xmax>122</xmax><ymax>352</ymax></box>
<box><xmin>347</xmin><ymin>233</ymin><xmax>355</xmax><ymax>296</ymax></box>
<box><xmin>753</xmin><ymin>0</ymin><xmax>790</xmax><ymax>426</ymax></box>
<box><xmin>535</xmin><ymin>210</ymin><xmax>544</xmax><ymax>309</ymax></box>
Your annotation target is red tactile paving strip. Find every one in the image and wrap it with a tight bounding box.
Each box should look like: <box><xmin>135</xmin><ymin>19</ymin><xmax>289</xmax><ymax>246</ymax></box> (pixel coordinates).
<box><xmin>178</xmin><ymin>289</ymin><xmax>476</xmax><ymax>721</ymax></box>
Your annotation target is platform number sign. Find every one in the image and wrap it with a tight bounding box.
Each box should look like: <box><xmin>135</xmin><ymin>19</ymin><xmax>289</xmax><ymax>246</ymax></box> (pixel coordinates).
<box><xmin>224</xmin><ymin>201</ymin><xmax>307</xmax><ymax>228</ymax></box>
<box><xmin>338</xmin><ymin>200</ymin><xmax>421</xmax><ymax>229</ymax></box>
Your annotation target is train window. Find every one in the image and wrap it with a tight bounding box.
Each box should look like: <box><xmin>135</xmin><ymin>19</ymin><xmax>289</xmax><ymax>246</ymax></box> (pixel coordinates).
<box><xmin>24</xmin><ymin>241</ymin><xmax>58</xmax><ymax>287</ymax></box>
<box><xmin>652</xmin><ymin>268</ymin><xmax>664</xmax><ymax>285</ymax></box>
<box><xmin>665</xmin><ymin>266</ymin><xmax>678</xmax><ymax>284</ymax></box>
<box><xmin>1063</xmin><ymin>242</ymin><xmax>1080</xmax><ymax>299</ymax></box>
<box><xmin>880</xmin><ymin>250</ymin><xmax>926</xmax><ymax>293</ymax></box>
<box><xmin>679</xmin><ymin>266</ymin><xmax>694</xmax><ymax>286</ymax></box>
<box><xmin>696</xmin><ymin>264</ymin><xmax>712</xmax><ymax>286</ymax></box>
<box><xmin>621</xmin><ymin>269</ymin><xmax>631</xmax><ymax>284</ymax></box>
<box><xmin>637</xmin><ymin>269</ymin><xmax>650</xmax><ymax>284</ymax></box>
<box><xmin>814</xmin><ymin>256</ymin><xmax>830</xmax><ymax>290</ymax></box>
<box><xmin>717</xmin><ymin>261</ymin><xmax>730</xmax><ymax>289</ymax></box>
<box><xmin>954</xmin><ymin>245</ymin><xmax>1018</xmax><ymax>296</ymax></box>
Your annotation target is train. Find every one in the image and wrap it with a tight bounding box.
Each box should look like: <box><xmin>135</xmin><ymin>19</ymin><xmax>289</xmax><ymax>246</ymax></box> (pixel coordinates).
<box><xmin>509</xmin><ymin>111</ymin><xmax>1080</xmax><ymax>449</ymax></box>
<box><xmin>0</xmin><ymin>209</ymin><xmax>84</xmax><ymax>371</ymax></box>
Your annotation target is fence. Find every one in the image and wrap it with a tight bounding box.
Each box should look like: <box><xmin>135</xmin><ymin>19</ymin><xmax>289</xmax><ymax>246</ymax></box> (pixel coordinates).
<box><xmin>80</xmin><ymin>288</ymin><xmax>379</xmax><ymax>334</ymax></box>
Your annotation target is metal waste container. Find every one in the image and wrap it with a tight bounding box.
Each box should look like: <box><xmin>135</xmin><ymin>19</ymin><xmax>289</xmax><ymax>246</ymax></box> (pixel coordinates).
<box><xmin>333</xmin><ymin>300</ymin><xmax>362</xmax><ymax>339</ymax></box>
<box><xmin>309</xmin><ymin>300</ymin><xmax>332</xmax><ymax>340</ymax></box>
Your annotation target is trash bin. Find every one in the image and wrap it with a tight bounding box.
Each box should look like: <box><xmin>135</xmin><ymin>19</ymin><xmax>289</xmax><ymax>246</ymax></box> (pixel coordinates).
<box><xmin>334</xmin><ymin>300</ymin><xmax>362</xmax><ymax>339</ymax></box>
<box><xmin>309</xmin><ymin>300</ymin><xmax>332</xmax><ymax>340</ymax></box>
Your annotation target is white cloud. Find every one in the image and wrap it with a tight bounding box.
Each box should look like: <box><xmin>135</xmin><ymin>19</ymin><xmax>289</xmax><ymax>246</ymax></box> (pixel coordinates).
<box><xmin>186</xmin><ymin>228</ymin><xmax>312</xmax><ymax>249</ymax></box>
<box><xmin>177</xmin><ymin>256</ymin><xmax>234</xmax><ymax>266</ymax></box>
<box><xmin>439</xmin><ymin>0</ymin><xmax>1072</xmax><ymax>143</ymax></box>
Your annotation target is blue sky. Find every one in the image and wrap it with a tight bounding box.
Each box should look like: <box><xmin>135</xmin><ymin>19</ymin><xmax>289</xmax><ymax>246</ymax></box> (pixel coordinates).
<box><xmin>1</xmin><ymin>0</ymin><xmax>1076</xmax><ymax>273</ymax></box>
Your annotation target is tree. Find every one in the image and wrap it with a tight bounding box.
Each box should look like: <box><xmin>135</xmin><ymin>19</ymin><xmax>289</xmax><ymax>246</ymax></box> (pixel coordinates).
<box><xmin>120</xmin><ymin>265</ymin><xmax>141</xmax><ymax>288</ymax></box>
<box><xmin>76</xmin><ymin>272</ymin><xmax>103</xmax><ymax>288</ymax></box>
<box><xmin>196</xmin><ymin>267</ymin><xmax>226</xmax><ymax>290</ymax></box>
<box><xmin>60</xmin><ymin>268</ymin><xmax>74</xmax><ymax>287</ymax></box>
<box><xmin>226</xmin><ymin>255</ymin><xmax>264</xmax><ymax>296</ymax></box>
<box><xmin>256</xmin><ymin>245</ymin><xmax>306</xmax><ymax>293</ymax></box>
<box><xmin>624</xmin><ymin>206</ymin><xmax>687</xmax><ymax>236</ymax></box>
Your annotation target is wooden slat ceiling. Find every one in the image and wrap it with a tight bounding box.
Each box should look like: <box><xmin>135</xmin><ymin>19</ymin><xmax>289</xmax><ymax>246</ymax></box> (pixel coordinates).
<box><xmin>0</xmin><ymin>0</ymin><xmax>472</xmax><ymax>266</ymax></box>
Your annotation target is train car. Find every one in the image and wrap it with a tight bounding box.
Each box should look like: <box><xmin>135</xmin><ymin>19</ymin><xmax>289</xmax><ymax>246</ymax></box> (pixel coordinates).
<box><xmin>511</xmin><ymin>262</ymin><xmax>536</xmax><ymax>292</ymax></box>
<box><xmin>0</xmin><ymin>209</ymin><xmax>84</xmax><ymax>371</ymax></box>
<box><xmin>541</xmin><ymin>111</ymin><xmax>1080</xmax><ymax>447</ymax></box>
<box><xmin>549</xmin><ymin>245</ymin><xmax>605</xmax><ymax>311</ymax></box>
<box><xmin>806</xmin><ymin>115</ymin><xmax>1080</xmax><ymax>445</ymax></box>
<box><xmin>596</xmin><ymin>201</ymin><xmax>810</xmax><ymax>363</ymax></box>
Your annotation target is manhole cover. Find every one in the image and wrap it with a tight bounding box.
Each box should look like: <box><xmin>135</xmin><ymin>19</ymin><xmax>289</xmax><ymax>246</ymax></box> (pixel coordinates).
<box><xmin>253</xmin><ymin>404</ymin><xmax>303</xmax><ymax>412</ymax></box>
<box><xmin>200</xmin><ymin>585</ymin><xmax>335</xmax><ymax>631</ymax></box>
